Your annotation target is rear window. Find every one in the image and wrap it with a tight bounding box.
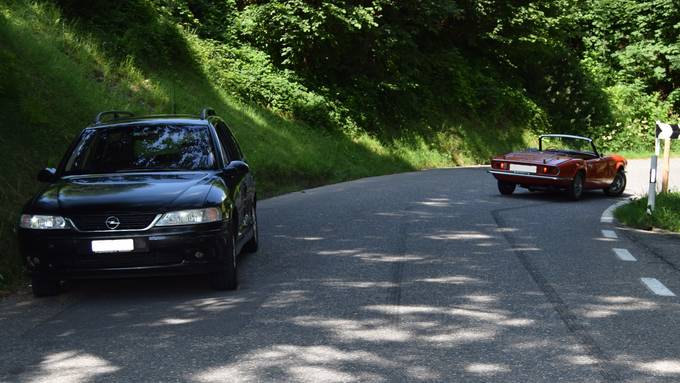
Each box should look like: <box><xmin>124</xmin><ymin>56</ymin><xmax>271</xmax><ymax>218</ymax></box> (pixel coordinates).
<box><xmin>64</xmin><ymin>124</ymin><xmax>216</xmax><ymax>175</ymax></box>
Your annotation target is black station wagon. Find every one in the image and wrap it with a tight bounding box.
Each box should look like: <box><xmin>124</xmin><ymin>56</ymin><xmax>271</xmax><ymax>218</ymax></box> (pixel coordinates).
<box><xmin>18</xmin><ymin>109</ymin><xmax>258</xmax><ymax>296</ymax></box>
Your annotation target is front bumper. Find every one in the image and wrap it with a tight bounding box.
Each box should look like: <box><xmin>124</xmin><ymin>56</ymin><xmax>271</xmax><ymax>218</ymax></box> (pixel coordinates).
<box><xmin>18</xmin><ymin>223</ymin><xmax>231</xmax><ymax>280</ymax></box>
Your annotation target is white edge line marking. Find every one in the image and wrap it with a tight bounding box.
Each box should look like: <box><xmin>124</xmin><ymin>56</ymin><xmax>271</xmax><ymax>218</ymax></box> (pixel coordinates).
<box><xmin>612</xmin><ymin>248</ymin><xmax>636</xmax><ymax>261</ymax></box>
<box><xmin>601</xmin><ymin>229</ymin><xmax>618</xmax><ymax>239</ymax></box>
<box><xmin>600</xmin><ymin>200</ymin><xmax>629</xmax><ymax>223</ymax></box>
<box><xmin>641</xmin><ymin>278</ymin><xmax>676</xmax><ymax>297</ymax></box>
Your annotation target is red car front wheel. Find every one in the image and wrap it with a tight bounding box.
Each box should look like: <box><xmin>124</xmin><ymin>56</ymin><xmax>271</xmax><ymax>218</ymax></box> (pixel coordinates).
<box><xmin>604</xmin><ymin>170</ymin><xmax>626</xmax><ymax>196</ymax></box>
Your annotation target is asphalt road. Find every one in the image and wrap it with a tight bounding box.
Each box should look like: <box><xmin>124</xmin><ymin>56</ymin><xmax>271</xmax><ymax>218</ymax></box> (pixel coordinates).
<box><xmin>2</xmin><ymin>159</ymin><xmax>680</xmax><ymax>382</ymax></box>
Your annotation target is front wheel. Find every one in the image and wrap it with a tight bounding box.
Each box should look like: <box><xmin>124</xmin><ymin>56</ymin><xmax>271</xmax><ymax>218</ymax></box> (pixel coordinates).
<box><xmin>210</xmin><ymin>231</ymin><xmax>238</xmax><ymax>291</ymax></box>
<box><xmin>603</xmin><ymin>170</ymin><xmax>626</xmax><ymax>197</ymax></box>
<box><xmin>242</xmin><ymin>204</ymin><xmax>259</xmax><ymax>253</ymax></box>
<box><xmin>498</xmin><ymin>180</ymin><xmax>516</xmax><ymax>195</ymax></box>
<box><xmin>567</xmin><ymin>172</ymin><xmax>584</xmax><ymax>201</ymax></box>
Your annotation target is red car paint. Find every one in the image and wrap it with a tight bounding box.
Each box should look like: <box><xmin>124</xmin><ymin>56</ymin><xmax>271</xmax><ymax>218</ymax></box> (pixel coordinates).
<box><xmin>488</xmin><ymin>134</ymin><xmax>627</xmax><ymax>198</ymax></box>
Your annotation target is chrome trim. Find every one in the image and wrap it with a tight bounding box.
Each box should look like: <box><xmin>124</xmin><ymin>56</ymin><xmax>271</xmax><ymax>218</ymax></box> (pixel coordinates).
<box><xmin>488</xmin><ymin>170</ymin><xmax>569</xmax><ymax>181</ymax></box>
<box><xmin>539</xmin><ymin>134</ymin><xmax>592</xmax><ymax>142</ymax></box>
<box><xmin>492</xmin><ymin>161</ymin><xmax>561</xmax><ymax>176</ymax></box>
<box><xmin>105</xmin><ymin>216</ymin><xmax>121</xmax><ymax>230</ymax></box>
<box><xmin>538</xmin><ymin>134</ymin><xmax>599</xmax><ymax>157</ymax></box>
<box><xmin>67</xmin><ymin>214</ymin><xmax>163</xmax><ymax>233</ymax></box>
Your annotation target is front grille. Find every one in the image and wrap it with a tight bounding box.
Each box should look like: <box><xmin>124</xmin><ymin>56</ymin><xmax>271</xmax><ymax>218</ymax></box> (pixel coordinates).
<box><xmin>69</xmin><ymin>213</ymin><xmax>158</xmax><ymax>231</ymax></box>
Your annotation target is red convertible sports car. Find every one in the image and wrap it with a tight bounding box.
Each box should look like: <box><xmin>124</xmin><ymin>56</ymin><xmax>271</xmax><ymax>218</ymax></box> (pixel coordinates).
<box><xmin>488</xmin><ymin>134</ymin><xmax>627</xmax><ymax>200</ymax></box>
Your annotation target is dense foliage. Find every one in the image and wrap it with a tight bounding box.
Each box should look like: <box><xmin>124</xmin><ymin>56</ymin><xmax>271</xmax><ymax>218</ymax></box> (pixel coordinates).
<box><xmin>577</xmin><ymin>0</ymin><xmax>679</xmax><ymax>150</ymax></box>
<box><xmin>581</xmin><ymin>0</ymin><xmax>679</xmax><ymax>100</ymax></box>
<box><xmin>161</xmin><ymin>0</ymin><xmax>677</xmax><ymax>147</ymax></box>
<box><xmin>50</xmin><ymin>0</ymin><xmax>678</xmax><ymax>151</ymax></box>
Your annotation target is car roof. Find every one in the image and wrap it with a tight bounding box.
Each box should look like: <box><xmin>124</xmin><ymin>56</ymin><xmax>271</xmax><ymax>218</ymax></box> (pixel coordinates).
<box><xmin>88</xmin><ymin>115</ymin><xmax>212</xmax><ymax>129</ymax></box>
<box><xmin>539</xmin><ymin>134</ymin><xmax>592</xmax><ymax>142</ymax></box>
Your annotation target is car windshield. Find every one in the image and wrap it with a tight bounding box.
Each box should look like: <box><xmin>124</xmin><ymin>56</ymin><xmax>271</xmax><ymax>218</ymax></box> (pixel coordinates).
<box><xmin>63</xmin><ymin>124</ymin><xmax>216</xmax><ymax>175</ymax></box>
<box><xmin>540</xmin><ymin>136</ymin><xmax>594</xmax><ymax>154</ymax></box>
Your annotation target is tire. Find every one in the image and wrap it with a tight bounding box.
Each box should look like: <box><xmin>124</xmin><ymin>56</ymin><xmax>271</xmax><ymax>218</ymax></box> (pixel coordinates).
<box><xmin>210</xmin><ymin>229</ymin><xmax>238</xmax><ymax>291</ymax></box>
<box><xmin>31</xmin><ymin>275</ymin><xmax>60</xmax><ymax>297</ymax></box>
<box><xmin>498</xmin><ymin>180</ymin><xmax>516</xmax><ymax>195</ymax></box>
<box><xmin>603</xmin><ymin>169</ymin><xmax>626</xmax><ymax>197</ymax></box>
<box><xmin>242</xmin><ymin>203</ymin><xmax>259</xmax><ymax>253</ymax></box>
<box><xmin>567</xmin><ymin>172</ymin><xmax>584</xmax><ymax>201</ymax></box>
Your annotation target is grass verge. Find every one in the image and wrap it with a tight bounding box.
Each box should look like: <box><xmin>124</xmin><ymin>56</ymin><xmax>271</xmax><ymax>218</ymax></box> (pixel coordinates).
<box><xmin>614</xmin><ymin>193</ymin><xmax>680</xmax><ymax>232</ymax></box>
<box><xmin>614</xmin><ymin>151</ymin><xmax>680</xmax><ymax>160</ymax></box>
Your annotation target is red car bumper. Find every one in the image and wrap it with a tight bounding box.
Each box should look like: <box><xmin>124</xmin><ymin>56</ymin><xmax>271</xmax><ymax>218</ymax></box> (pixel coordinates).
<box><xmin>488</xmin><ymin>170</ymin><xmax>571</xmax><ymax>187</ymax></box>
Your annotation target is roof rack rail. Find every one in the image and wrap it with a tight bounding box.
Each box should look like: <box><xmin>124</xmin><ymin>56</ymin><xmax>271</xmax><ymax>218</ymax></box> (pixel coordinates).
<box><xmin>200</xmin><ymin>107</ymin><xmax>215</xmax><ymax>120</ymax></box>
<box><xmin>94</xmin><ymin>110</ymin><xmax>134</xmax><ymax>125</ymax></box>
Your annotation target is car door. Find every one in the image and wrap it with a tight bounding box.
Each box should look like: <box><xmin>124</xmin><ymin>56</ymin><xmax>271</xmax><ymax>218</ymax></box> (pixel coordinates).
<box><xmin>224</xmin><ymin>126</ymin><xmax>255</xmax><ymax>203</ymax></box>
<box><xmin>214</xmin><ymin>120</ymin><xmax>251</xmax><ymax>240</ymax></box>
<box><xmin>585</xmin><ymin>157</ymin><xmax>609</xmax><ymax>186</ymax></box>
<box><xmin>600</xmin><ymin>156</ymin><xmax>617</xmax><ymax>184</ymax></box>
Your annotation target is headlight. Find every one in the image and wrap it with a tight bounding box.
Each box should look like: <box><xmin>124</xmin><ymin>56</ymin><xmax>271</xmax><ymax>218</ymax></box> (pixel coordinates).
<box><xmin>20</xmin><ymin>215</ymin><xmax>68</xmax><ymax>230</ymax></box>
<box><xmin>155</xmin><ymin>208</ymin><xmax>222</xmax><ymax>227</ymax></box>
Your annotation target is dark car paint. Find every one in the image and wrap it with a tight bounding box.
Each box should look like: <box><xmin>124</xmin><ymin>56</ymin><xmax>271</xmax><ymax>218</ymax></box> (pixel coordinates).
<box><xmin>18</xmin><ymin>223</ymin><xmax>233</xmax><ymax>279</ymax></box>
<box><xmin>28</xmin><ymin>172</ymin><xmax>217</xmax><ymax>214</ymax></box>
<box><xmin>19</xmin><ymin>115</ymin><xmax>256</xmax><ymax>282</ymax></box>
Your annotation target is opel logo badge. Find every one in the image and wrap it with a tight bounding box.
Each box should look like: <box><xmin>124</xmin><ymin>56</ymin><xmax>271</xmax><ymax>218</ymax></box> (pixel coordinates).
<box><xmin>105</xmin><ymin>216</ymin><xmax>121</xmax><ymax>230</ymax></box>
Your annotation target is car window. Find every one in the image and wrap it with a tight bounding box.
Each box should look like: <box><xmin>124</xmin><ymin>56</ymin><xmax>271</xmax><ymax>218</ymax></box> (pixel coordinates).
<box><xmin>227</xmin><ymin>128</ymin><xmax>244</xmax><ymax>159</ymax></box>
<box><xmin>63</xmin><ymin>124</ymin><xmax>216</xmax><ymax>175</ymax></box>
<box><xmin>214</xmin><ymin>121</ymin><xmax>242</xmax><ymax>162</ymax></box>
<box><xmin>211</xmin><ymin>121</ymin><xmax>229</xmax><ymax>164</ymax></box>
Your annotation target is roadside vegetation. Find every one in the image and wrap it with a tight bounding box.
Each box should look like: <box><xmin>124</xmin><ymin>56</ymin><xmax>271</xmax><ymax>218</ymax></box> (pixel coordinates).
<box><xmin>615</xmin><ymin>193</ymin><xmax>680</xmax><ymax>232</ymax></box>
<box><xmin>0</xmin><ymin>0</ymin><xmax>677</xmax><ymax>292</ymax></box>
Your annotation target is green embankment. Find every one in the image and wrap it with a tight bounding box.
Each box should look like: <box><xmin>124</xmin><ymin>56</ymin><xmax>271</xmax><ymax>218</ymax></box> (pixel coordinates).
<box><xmin>615</xmin><ymin>193</ymin><xmax>680</xmax><ymax>232</ymax></box>
<box><xmin>0</xmin><ymin>2</ymin><xmax>535</xmax><ymax>292</ymax></box>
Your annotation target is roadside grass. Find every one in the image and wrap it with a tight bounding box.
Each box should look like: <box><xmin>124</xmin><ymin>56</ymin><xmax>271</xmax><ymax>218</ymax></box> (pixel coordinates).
<box><xmin>614</xmin><ymin>151</ymin><xmax>680</xmax><ymax>160</ymax></box>
<box><xmin>614</xmin><ymin>193</ymin><xmax>680</xmax><ymax>232</ymax></box>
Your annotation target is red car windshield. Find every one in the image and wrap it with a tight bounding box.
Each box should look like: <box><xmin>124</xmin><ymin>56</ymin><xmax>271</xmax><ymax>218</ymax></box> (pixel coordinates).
<box><xmin>540</xmin><ymin>136</ymin><xmax>594</xmax><ymax>155</ymax></box>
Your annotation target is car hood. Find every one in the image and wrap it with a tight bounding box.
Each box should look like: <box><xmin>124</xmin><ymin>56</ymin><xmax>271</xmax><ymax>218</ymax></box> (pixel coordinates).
<box><xmin>30</xmin><ymin>172</ymin><xmax>215</xmax><ymax>214</ymax></box>
<box><xmin>497</xmin><ymin>151</ymin><xmax>575</xmax><ymax>166</ymax></box>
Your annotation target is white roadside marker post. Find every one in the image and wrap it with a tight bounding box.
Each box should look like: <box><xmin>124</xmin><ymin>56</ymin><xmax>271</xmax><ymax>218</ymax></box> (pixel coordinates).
<box><xmin>648</xmin><ymin>121</ymin><xmax>680</xmax><ymax>214</ymax></box>
<box><xmin>647</xmin><ymin>139</ymin><xmax>659</xmax><ymax>215</ymax></box>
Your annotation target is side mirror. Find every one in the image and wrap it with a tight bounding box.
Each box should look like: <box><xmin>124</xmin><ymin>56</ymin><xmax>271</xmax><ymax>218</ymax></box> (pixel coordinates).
<box><xmin>37</xmin><ymin>168</ymin><xmax>57</xmax><ymax>183</ymax></box>
<box><xmin>223</xmin><ymin>160</ymin><xmax>249</xmax><ymax>182</ymax></box>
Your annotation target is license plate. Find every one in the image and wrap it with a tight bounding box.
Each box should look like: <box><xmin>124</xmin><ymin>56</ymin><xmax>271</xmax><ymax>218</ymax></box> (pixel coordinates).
<box><xmin>509</xmin><ymin>164</ymin><xmax>537</xmax><ymax>174</ymax></box>
<box><xmin>91</xmin><ymin>239</ymin><xmax>134</xmax><ymax>253</ymax></box>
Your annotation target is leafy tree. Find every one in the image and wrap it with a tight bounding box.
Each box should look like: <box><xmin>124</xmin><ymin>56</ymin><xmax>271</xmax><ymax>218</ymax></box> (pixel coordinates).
<box><xmin>580</xmin><ymin>0</ymin><xmax>679</xmax><ymax>107</ymax></box>
<box><xmin>49</xmin><ymin>0</ymin><xmax>678</xmax><ymax>146</ymax></box>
